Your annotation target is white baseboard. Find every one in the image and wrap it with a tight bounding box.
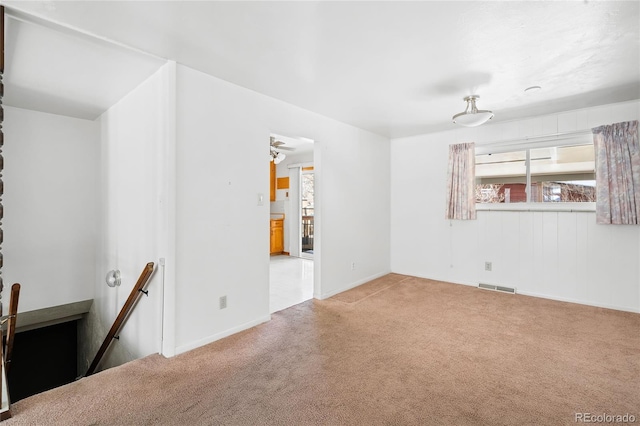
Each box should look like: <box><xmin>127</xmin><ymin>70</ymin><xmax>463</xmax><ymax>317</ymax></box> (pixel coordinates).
<box><xmin>516</xmin><ymin>290</ymin><xmax>640</xmax><ymax>314</ymax></box>
<box><xmin>174</xmin><ymin>314</ymin><xmax>271</xmax><ymax>355</ymax></box>
<box><xmin>319</xmin><ymin>270</ymin><xmax>391</xmax><ymax>300</ymax></box>
<box><xmin>391</xmin><ymin>270</ymin><xmax>640</xmax><ymax>314</ymax></box>
<box><xmin>433</xmin><ymin>276</ymin><xmax>478</xmax><ymax>288</ymax></box>
<box><xmin>391</xmin><ymin>271</ymin><xmax>477</xmax><ymax>288</ymax></box>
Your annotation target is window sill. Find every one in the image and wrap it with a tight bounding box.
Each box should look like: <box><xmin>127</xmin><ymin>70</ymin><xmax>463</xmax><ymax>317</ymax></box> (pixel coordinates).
<box><xmin>476</xmin><ymin>202</ymin><xmax>595</xmax><ymax>213</ymax></box>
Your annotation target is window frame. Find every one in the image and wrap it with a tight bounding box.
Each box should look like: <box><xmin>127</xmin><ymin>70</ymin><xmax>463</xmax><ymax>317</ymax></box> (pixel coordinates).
<box><xmin>475</xmin><ymin>133</ymin><xmax>596</xmax><ymax>212</ymax></box>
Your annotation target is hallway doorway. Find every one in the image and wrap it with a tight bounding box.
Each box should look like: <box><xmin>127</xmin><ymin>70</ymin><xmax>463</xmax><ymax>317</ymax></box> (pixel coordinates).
<box><xmin>268</xmin><ymin>133</ymin><xmax>316</xmax><ymax>313</ymax></box>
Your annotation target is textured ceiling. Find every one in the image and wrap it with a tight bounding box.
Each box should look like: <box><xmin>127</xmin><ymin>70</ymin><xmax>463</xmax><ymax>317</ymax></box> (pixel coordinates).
<box><xmin>3</xmin><ymin>1</ymin><xmax>639</xmax><ymax>138</ymax></box>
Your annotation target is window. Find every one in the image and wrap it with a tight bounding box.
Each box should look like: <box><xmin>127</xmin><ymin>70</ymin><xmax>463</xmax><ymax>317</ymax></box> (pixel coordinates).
<box><xmin>476</xmin><ymin>150</ymin><xmax>527</xmax><ymax>203</ymax></box>
<box><xmin>476</xmin><ymin>141</ymin><xmax>595</xmax><ymax>204</ymax></box>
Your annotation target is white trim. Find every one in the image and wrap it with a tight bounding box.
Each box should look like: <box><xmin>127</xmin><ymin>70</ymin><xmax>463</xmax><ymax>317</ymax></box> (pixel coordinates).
<box><xmin>476</xmin><ymin>202</ymin><xmax>595</xmax><ymax>212</ymax></box>
<box><xmin>288</xmin><ymin>165</ymin><xmax>302</xmax><ymax>258</ymax></box>
<box><xmin>400</xmin><ymin>272</ymin><xmax>478</xmax><ymax>288</ymax></box>
<box><xmin>391</xmin><ymin>272</ymin><xmax>640</xmax><ymax>314</ymax></box>
<box><xmin>300</xmin><ymin>168</ymin><xmax>315</xmax><ymax>260</ymax></box>
<box><xmin>312</xmin><ymin>142</ymin><xmax>322</xmax><ymax>301</ymax></box>
<box><xmin>287</xmin><ymin>161</ymin><xmax>313</xmax><ymax>169</ymax></box>
<box><xmin>476</xmin><ymin>133</ymin><xmax>596</xmax><ymax>208</ymax></box>
<box><xmin>525</xmin><ymin>148</ymin><xmax>531</xmax><ymax>202</ymax></box>
<box><xmin>161</xmin><ymin>61</ymin><xmax>177</xmax><ymax>358</ymax></box>
<box><xmin>516</xmin><ymin>289</ymin><xmax>640</xmax><ymax>314</ymax></box>
<box><xmin>174</xmin><ymin>315</ymin><xmax>271</xmax><ymax>355</ymax></box>
<box><xmin>5</xmin><ymin>7</ymin><xmax>165</xmax><ymax>62</ymax></box>
<box><xmin>318</xmin><ymin>270</ymin><xmax>391</xmax><ymax>300</ymax></box>
<box><xmin>475</xmin><ymin>130</ymin><xmax>593</xmax><ymax>155</ymax></box>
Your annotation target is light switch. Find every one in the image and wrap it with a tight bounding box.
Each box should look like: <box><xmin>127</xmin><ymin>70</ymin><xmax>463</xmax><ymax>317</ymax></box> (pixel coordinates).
<box><xmin>257</xmin><ymin>193</ymin><xmax>264</xmax><ymax>206</ymax></box>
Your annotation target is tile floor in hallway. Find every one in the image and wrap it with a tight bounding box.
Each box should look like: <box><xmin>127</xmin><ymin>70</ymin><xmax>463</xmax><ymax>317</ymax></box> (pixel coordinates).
<box><xmin>269</xmin><ymin>255</ymin><xmax>314</xmax><ymax>314</ymax></box>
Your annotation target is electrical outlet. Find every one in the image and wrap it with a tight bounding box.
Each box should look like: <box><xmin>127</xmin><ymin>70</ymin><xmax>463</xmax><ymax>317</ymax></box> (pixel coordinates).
<box><xmin>219</xmin><ymin>295</ymin><xmax>227</xmax><ymax>309</ymax></box>
<box><xmin>485</xmin><ymin>262</ymin><xmax>492</xmax><ymax>272</ymax></box>
<box><xmin>351</xmin><ymin>262</ymin><xmax>356</xmax><ymax>270</ymax></box>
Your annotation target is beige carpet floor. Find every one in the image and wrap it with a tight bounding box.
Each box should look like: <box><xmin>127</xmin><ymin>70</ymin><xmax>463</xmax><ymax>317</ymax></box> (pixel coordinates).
<box><xmin>5</xmin><ymin>274</ymin><xmax>640</xmax><ymax>425</ymax></box>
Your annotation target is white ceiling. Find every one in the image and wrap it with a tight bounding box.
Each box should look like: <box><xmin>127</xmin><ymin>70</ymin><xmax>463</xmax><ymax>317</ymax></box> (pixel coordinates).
<box><xmin>4</xmin><ymin>12</ymin><xmax>165</xmax><ymax>120</ymax></box>
<box><xmin>3</xmin><ymin>1</ymin><xmax>639</xmax><ymax>138</ymax></box>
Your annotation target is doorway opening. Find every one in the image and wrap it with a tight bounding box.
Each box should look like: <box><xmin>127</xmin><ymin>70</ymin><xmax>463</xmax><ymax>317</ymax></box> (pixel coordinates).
<box><xmin>268</xmin><ymin>133</ymin><xmax>315</xmax><ymax>314</ymax></box>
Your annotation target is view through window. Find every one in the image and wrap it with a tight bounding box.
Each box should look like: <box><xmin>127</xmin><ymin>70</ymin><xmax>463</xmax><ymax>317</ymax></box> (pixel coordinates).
<box><xmin>476</xmin><ymin>144</ymin><xmax>595</xmax><ymax>203</ymax></box>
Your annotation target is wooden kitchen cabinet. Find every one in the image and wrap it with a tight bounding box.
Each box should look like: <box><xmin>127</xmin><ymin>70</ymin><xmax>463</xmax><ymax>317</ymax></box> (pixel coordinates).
<box><xmin>270</xmin><ymin>218</ymin><xmax>284</xmax><ymax>254</ymax></box>
<box><xmin>270</xmin><ymin>161</ymin><xmax>276</xmax><ymax>201</ymax></box>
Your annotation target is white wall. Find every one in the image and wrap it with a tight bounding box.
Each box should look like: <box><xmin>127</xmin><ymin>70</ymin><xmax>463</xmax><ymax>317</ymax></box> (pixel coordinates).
<box><xmin>93</xmin><ymin>62</ymin><xmax>173</xmax><ymax>370</ymax></box>
<box><xmin>391</xmin><ymin>100</ymin><xmax>640</xmax><ymax>312</ymax></box>
<box><xmin>3</xmin><ymin>106</ymin><xmax>99</xmax><ymax>313</ymax></box>
<box><xmin>174</xmin><ymin>65</ymin><xmax>390</xmax><ymax>354</ymax></box>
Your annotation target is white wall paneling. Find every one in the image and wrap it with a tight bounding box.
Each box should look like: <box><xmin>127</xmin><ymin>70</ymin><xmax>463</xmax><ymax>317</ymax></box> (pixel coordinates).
<box><xmin>556</xmin><ymin>212</ymin><xmax>578</xmax><ymax>300</ymax></box>
<box><xmin>500</xmin><ymin>212</ymin><xmax>521</xmax><ymax>287</ymax></box>
<box><xmin>517</xmin><ymin>211</ymin><xmax>535</xmax><ymax>293</ymax></box>
<box><xmin>449</xmin><ymin>218</ymin><xmax>478</xmax><ymax>285</ymax></box>
<box><xmin>391</xmin><ymin>100</ymin><xmax>640</xmax><ymax>313</ymax></box>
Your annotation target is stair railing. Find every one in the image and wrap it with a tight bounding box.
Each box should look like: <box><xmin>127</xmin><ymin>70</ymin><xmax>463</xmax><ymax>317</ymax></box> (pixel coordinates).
<box><xmin>0</xmin><ymin>283</ymin><xmax>21</xmax><ymax>421</ymax></box>
<box><xmin>4</xmin><ymin>283</ymin><xmax>20</xmax><ymax>373</ymax></box>
<box><xmin>85</xmin><ymin>262</ymin><xmax>154</xmax><ymax>377</ymax></box>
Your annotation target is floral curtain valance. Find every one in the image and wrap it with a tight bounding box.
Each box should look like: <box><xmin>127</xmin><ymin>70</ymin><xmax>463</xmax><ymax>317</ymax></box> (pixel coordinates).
<box><xmin>592</xmin><ymin>120</ymin><xmax>640</xmax><ymax>225</ymax></box>
<box><xmin>446</xmin><ymin>142</ymin><xmax>476</xmax><ymax>220</ymax></box>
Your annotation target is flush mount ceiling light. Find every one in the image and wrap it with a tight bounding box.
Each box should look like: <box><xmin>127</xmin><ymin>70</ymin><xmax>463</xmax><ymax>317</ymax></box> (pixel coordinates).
<box><xmin>452</xmin><ymin>95</ymin><xmax>494</xmax><ymax>127</ymax></box>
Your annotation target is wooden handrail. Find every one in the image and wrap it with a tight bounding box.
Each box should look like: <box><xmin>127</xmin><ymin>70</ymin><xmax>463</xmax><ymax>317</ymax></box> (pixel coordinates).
<box><xmin>4</xmin><ymin>283</ymin><xmax>20</xmax><ymax>373</ymax></box>
<box><xmin>85</xmin><ymin>262</ymin><xmax>154</xmax><ymax>376</ymax></box>
<box><xmin>0</xmin><ymin>283</ymin><xmax>18</xmax><ymax>422</ymax></box>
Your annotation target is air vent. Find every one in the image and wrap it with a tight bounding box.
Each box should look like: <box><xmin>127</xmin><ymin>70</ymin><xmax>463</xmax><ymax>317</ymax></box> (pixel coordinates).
<box><xmin>478</xmin><ymin>283</ymin><xmax>516</xmax><ymax>294</ymax></box>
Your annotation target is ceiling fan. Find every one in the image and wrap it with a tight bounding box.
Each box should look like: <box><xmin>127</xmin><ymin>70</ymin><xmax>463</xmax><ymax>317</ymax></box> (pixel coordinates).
<box><xmin>270</xmin><ymin>136</ymin><xmax>296</xmax><ymax>152</ymax></box>
<box><xmin>270</xmin><ymin>136</ymin><xmax>295</xmax><ymax>164</ymax></box>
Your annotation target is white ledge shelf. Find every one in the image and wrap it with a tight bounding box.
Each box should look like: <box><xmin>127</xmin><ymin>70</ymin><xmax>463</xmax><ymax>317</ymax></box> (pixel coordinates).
<box><xmin>15</xmin><ymin>299</ymin><xmax>93</xmax><ymax>333</ymax></box>
<box><xmin>476</xmin><ymin>202</ymin><xmax>596</xmax><ymax>213</ymax></box>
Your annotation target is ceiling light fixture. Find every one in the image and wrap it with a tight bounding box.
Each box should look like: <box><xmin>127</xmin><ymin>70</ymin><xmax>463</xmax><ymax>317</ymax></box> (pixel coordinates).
<box><xmin>270</xmin><ymin>149</ymin><xmax>286</xmax><ymax>164</ymax></box>
<box><xmin>452</xmin><ymin>95</ymin><xmax>494</xmax><ymax>127</ymax></box>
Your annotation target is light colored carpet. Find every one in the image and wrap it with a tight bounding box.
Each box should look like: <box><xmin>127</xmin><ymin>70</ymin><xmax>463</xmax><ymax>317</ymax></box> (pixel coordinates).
<box><xmin>5</xmin><ymin>275</ymin><xmax>639</xmax><ymax>425</ymax></box>
<box><xmin>330</xmin><ymin>273</ymin><xmax>409</xmax><ymax>303</ymax></box>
